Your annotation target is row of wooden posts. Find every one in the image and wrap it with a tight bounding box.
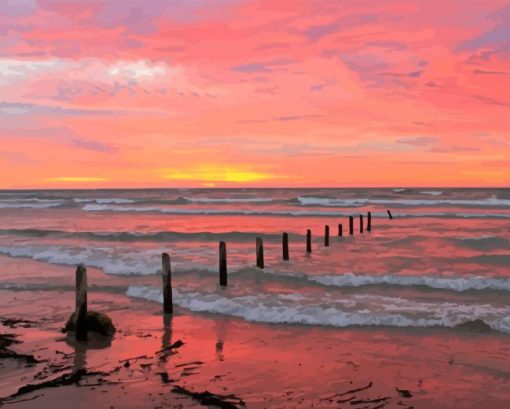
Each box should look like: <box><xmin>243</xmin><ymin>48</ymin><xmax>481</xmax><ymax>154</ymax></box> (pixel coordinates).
<box><xmin>74</xmin><ymin>209</ymin><xmax>394</xmax><ymax>340</ymax></box>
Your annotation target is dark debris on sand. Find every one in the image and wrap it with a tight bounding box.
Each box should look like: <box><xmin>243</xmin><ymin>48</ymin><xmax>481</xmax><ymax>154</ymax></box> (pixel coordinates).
<box><xmin>172</xmin><ymin>385</ymin><xmax>246</xmax><ymax>409</ymax></box>
<box><xmin>0</xmin><ymin>332</ymin><xmax>40</xmax><ymax>365</ymax></box>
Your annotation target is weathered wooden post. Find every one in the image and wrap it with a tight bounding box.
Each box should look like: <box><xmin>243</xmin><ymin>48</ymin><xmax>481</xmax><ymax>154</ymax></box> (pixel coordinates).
<box><xmin>359</xmin><ymin>215</ymin><xmax>364</xmax><ymax>233</ymax></box>
<box><xmin>256</xmin><ymin>237</ymin><xmax>264</xmax><ymax>269</ymax></box>
<box><xmin>324</xmin><ymin>225</ymin><xmax>330</xmax><ymax>247</ymax></box>
<box><xmin>349</xmin><ymin>216</ymin><xmax>354</xmax><ymax>235</ymax></box>
<box><xmin>338</xmin><ymin>223</ymin><xmax>343</xmax><ymax>237</ymax></box>
<box><xmin>282</xmin><ymin>233</ymin><xmax>289</xmax><ymax>261</ymax></box>
<box><xmin>75</xmin><ymin>264</ymin><xmax>87</xmax><ymax>341</ymax></box>
<box><xmin>367</xmin><ymin>212</ymin><xmax>372</xmax><ymax>232</ymax></box>
<box><xmin>387</xmin><ymin>209</ymin><xmax>393</xmax><ymax>219</ymax></box>
<box><xmin>219</xmin><ymin>241</ymin><xmax>227</xmax><ymax>286</ymax></box>
<box><xmin>306</xmin><ymin>229</ymin><xmax>312</xmax><ymax>253</ymax></box>
<box><xmin>162</xmin><ymin>252</ymin><xmax>173</xmax><ymax>314</ymax></box>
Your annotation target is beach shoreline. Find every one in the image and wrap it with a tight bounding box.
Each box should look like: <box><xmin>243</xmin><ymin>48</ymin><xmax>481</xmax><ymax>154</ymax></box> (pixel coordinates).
<box><xmin>2</xmin><ymin>286</ymin><xmax>510</xmax><ymax>409</ymax></box>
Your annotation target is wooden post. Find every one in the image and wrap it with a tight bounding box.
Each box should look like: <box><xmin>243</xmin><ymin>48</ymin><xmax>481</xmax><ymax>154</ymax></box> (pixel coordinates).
<box><xmin>282</xmin><ymin>233</ymin><xmax>289</xmax><ymax>261</ymax></box>
<box><xmin>367</xmin><ymin>212</ymin><xmax>372</xmax><ymax>232</ymax></box>
<box><xmin>349</xmin><ymin>216</ymin><xmax>354</xmax><ymax>235</ymax></box>
<box><xmin>359</xmin><ymin>215</ymin><xmax>364</xmax><ymax>234</ymax></box>
<box><xmin>256</xmin><ymin>237</ymin><xmax>264</xmax><ymax>269</ymax></box>
<box><xmin>324</xmin><ymin>225</ymin><xmax>330</xmax><ymax>247</ymax></box>
<box><xmin>306</xmin><ymin>229</ymin><xmax>312</xmax><ymax>253</ymax></box>
<box><xmin>162</xmin><ymin>253</ymin><xmax>173</xmax><ymax>314</ymax></box>
<box><xmin>219</xmin><ymin>241</ymin><xmax>227</xmax><ymax>286</ymax></box>
<box><xmin>387</xmin><ymin>209</ymin><xmax>393</xmax><ymax>219</ymax></box>
<box><xmin>338</xmin><ymin>223</ymin><xmax>343</xmax><ymax>237</ymax></box>
<box><xmin>75</xmin><ymin>264</ymin><xmax>87</xmax><ymax>341</ymax></box>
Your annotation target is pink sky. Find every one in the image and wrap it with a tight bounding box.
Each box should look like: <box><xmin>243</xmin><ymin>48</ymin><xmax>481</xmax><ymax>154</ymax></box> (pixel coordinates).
<box><xmin>1</xmin><ymin>0</ymin><xmax>509</xmax><ymax>188</ymax></box>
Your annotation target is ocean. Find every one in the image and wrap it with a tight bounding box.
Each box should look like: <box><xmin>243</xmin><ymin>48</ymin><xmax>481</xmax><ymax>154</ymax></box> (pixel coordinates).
<box><xmin>1</xmin><ymin>187</ymin><xmax>509</xmax><ymax>333</ymax></box>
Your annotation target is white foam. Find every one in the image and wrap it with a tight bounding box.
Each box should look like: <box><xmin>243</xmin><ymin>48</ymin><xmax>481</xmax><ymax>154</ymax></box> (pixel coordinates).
<box><xmin>126</xmin><ymin>286</ymin><xmax>510</xmax><ymax>333</ymax></box>
<box><xmin>184</xmin><ymin>197</ymin><xmax>274</xmax><ymax>203</ymax></box>
<box><xmin>0</xmin><ymin>244</ymin><xmax>161</xmax><ymax>276</ymax></box>
<box><xmin>297</xmin><ymin>196</ymin><xmax>510</xmax><ymax>207</ymax></box>
<box><xmin>82</xmin><ymin>204</ymin><xmax>353</xmax><ymax>217</ymax></box>
<box><xmin>420</xmin><ymin>191</ymin><xmax>443</xmax><ymax>196</ymax></box>
<box><xmin>0</xmin><ymin>202</ymin><xmax>63</xmax><ymax>209</ymax></box>
<box><xmin>74</xmin><ymin>198</ymin><xmax>135</xmax><ymax>204</ymax></box>
<box><xmin>308</xmin><ymin>273</ymin><xmax>510</xmax><ymax>292</ymax></box>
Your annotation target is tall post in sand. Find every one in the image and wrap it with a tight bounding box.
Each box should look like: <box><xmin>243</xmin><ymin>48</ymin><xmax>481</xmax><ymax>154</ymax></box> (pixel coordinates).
<box><xmin>349</xmin><ymin>216</ymin><xmax>354</xmax><ymax>235</ymax></box>
<box><xmin>75</xmin><ymin>264</ymin><xmax>87</xmax><ymax>341</ymax></box>
<box><xmin>282</xmin><ymin>233</ymin><xmax>289</xmax><ymax>261</ymax></box>
<box><xmin>324</xmin><ymin>225</ymin><xmax>330</xmax><ymax>247</ymax></box>
<box><xmin>367</xmin><ymin>212</ymin><xmax>372</xmax><ymax>232</ymax></box>
<box><xmin>387</xmin><ymin>209</ymin><xmax>393</xmax><ymax>219</ymax></box>
<box><xmin>256</xmin><ymin>237</ymin><xmax>264</xmax><ymax>269</ymax></box>
<box><xmin>306</xmin><ymin>229</ymin><xmax>312</xmax><ymax>253</ymax></box>
<box><xmin>359</xmin><ymin>215</ymin><xmax>364</xmax><ymax>234</ymax></box>
<box><xmin>219</xmin><ymin>241</ymin><xmax>227</xmax><ymax>286</ymax></box>
<box><xmin>338</xmin><ymin>223</ymin><xmax>343</xmax><ymax>237</ymax></box>
<box><xmin>162</xmin><ymin>252</ymin><xmax>173</xmax><ymax>314</ymax></box>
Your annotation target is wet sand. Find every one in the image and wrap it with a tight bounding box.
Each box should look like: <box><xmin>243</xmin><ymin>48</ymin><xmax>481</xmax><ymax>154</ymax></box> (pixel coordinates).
<box><xmin>1</xmin><ymin>286</ymin><xmax>510</xmax><ymax>409</ymax></box>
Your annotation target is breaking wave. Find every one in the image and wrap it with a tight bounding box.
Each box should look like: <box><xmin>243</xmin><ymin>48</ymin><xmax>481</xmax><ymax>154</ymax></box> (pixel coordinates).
<box><xmin>127</xmin><ymin>286</ymin><xmax>510</xmax><ymax>333</ymax></box>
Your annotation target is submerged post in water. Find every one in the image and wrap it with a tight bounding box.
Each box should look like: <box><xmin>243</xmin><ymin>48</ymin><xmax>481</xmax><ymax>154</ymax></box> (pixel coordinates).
<box><xmin>387</xmin><ymin>209</ymin><xmax>393</xmax><ymax>219</ymax></box>
<box><xmin>359</xmin><ymin>214</ymin><xmax>364</xmax><ymax>233</ymax></box>
<box><xmin>324</xmin><ymin>225</ymin><xmax>330</xmax><ymax>247</ymax></box>
<box><xmin>219</xmin><ymin>241</ymin><xmax>227</xmax><ymax>286</ymax></box>
<box><xmin>256</xmin><ymin>237</ymin><xmax>264</xmax><ymax>269</ymax></box>
<box><xmin>367</xmin><ymin>212</ymin><xmax>372</xmax><ymax>232</ymax></box>
<box><xmin>75</xmin><ymin>264</ymin><xmax>87</xmax><ymax>341</ymax></box>
<box><xmin>306</xmin><ymin>229</ymin><xmax>312</xmax><ymax>253</ymax></box>
<box><xmin>282</xmin><ymin>233</ymin><xmax>289</xmax><ymax>261</ymax></box>
<box><xmin>349</xmin><ymin>216</ymin><xmax>354</xmax><ymax>235</ymax></box>
<box><xmin>162</xmin><ymin>252</ymin><xmax>173</xmax><ymax>314</ymax></box>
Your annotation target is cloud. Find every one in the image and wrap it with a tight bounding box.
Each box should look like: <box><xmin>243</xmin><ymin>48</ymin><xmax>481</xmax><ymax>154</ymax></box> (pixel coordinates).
<box><xmin>456</xmin><ymin>4</ymin><xmax>510</xmax><ymax>51</ymax></box>
<box><xmin>472</xmin><ymin>94</ymin><xmax>509</xmax><ymax>106</ymax></box>
<box><xmin>232</xmin><ymin>58</ymin><xmax>295</xmax><ymax>74</ymax></box>
<box><xmin>303</xmin><ymin>14</ymin><xmax>378</xmax><ymax>41</ymax></box>
<box><xmin>0</xmin><ymin>101</ymin><xmax>118</xmax><ymax>116</ymax></box>
<box><xmin>69</xmin><ymin>138</ymin><xmax>117</xmax><ymax>153</ymax></box>
<box><xmin>428</xmin><ymin>146</ymin><xmax>480</xmax><ymax>153</ymax></box>
<box><xmin>232</xmin><ymin>63</ymin><xmax>271</xmax><ymax>73</ymax></box>
<box><xmin>396</xmin><ymin>136</ymin><xmax>437</xmax><ymax>146</ymax></box>
<box><xmin>381</xmin><ymin>70</ymin><xmax>423</xmax><ymax>78</ymax></box>
<box><xmin>473</xmin><ymin>69</ymin><xmax>508</xmax><ymax>75</ymax></box>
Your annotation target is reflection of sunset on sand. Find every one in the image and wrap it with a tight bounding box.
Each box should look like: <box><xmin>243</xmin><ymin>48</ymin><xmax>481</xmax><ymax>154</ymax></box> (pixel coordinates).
<box><xmin>1</xmin><ymin>288</ymin><xmax>510</xmax><ymax>408</ymax></box>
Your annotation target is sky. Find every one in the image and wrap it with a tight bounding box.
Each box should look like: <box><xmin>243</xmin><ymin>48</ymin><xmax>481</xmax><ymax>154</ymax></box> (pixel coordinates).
<box><xmin>1</xmin><ymin>0</ymin><xmax>509</xmax><ymax>188</ymax></box>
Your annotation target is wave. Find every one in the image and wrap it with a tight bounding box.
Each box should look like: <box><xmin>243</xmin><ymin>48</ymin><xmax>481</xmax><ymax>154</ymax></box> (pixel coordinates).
<box><xmin>73</xmin><ymin>198</ymin><xmax>136</xmax><ymax>204</ymax></box>
<box><xmin>0</xmin><ymin>228</ymin><xmax>282</xmax><ymax>243</ymax></box>
<box><xmin>296</xmin><ymin>196</ymin><xmax>510</xmax><ymax>208</ymax></box>
<box><xmin>126</xmin><ymin>286</ymin><xmax>510</xmax><ymax>333</ymax></box>
<box><xmin>81</xmin><ymin>204</ymin><xmax>510</xmax><ymax>219</ymax></box>
<box><xmin>420</xmin><ymin>190</ymin><xmax>443</xmax><ymax>196</ymax></box>
<box><xmin>0</xmin><ymin>202</ymin><xmax>64</xmax><ymax>209</ymax></box>
<box><xmin>81</xmin><ymin>204</ymin><xmax>359</xmax><ymax>217</ymax></box>
<box><xmin>2</xmin><ymin>239</ymin><xmax>510</xmax><ymax>294</ymax></box>
<box><xmin>0</xmin><ymin>244</ymin><xmax>162</xmax><ymax>276</ymax></box>
<box><xmin>183</xmin><ymin>197</ymin><xmax>275</xmax><ymax>204</ymax></box>
<box><xmin>306</xmin><ymin>272</ymin><xmax>510</xmax><ymax>292</ymax></box>
<box><xmin>454</xmin><ymin>236</ymin><xmax>509</xmax><ymax>250</ymax></box>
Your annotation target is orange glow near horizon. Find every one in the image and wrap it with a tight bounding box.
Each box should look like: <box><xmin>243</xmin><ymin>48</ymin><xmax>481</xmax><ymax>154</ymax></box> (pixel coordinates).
<box><xmin>1</xmin><ymin>1</ymin><xmax>509</xmax><ymax>189</ymax></box>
